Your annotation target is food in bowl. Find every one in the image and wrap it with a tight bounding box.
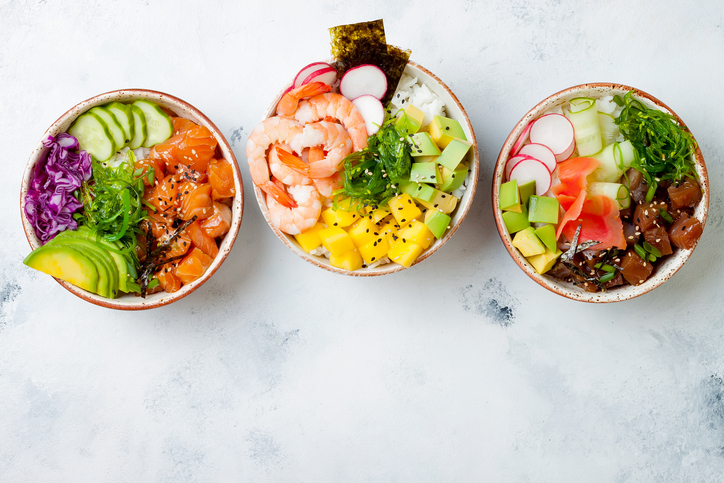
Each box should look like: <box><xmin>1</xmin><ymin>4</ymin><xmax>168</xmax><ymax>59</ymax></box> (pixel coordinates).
<box><xmin>246</xmin><ymin>19</ymin><xmax>478</xmax><ymax>274</ymax></box>
<box><xmin>21</xmin><ymin>91</ymin><xmax>240</xmax><ymax>306</ymax></box>
<box><xmin>495</xmin><ymin>85</ymin><xmax>707</xmax><ymax>298</ymax></box>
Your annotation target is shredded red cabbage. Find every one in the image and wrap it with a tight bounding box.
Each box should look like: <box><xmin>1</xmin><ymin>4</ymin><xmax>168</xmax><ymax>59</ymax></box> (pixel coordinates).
<box><xmin>25</xmin><ymin>133</ymin><xmax>92</xmax><ymax>243</ymax></box>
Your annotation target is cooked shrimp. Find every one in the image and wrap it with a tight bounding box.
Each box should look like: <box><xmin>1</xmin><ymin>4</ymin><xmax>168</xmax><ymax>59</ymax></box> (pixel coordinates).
<box><xmin>268</xmin><ymin>143</ymin><xmax>311</xmax><ymax>186</ymax></box>
<box><xmin>276</xmin><ymin>82</ymin><xmax>332</xmax><ymax>117</ymax></box>
<box><xmin>246</xmin><ymin>117</ymin><xmax>304</xmax><ymax>207</ymax></box>
<box><xmin>287</xmin><ymin>121</ymin><xmax>353</xmax><ymax>178</ymax></box>
<box><xmin>313</xmin><ymin>172</ymin><xmax>343</xmax><ymax>198</ymax></box>
<box><xmin>266</xmin><ymin>184</ymin><xmax>322</xmax><ymax>235</ymax></box>
<box><xmin>293</xmin><ymin>93</ymin><xmax>368</xmax><ymax>151</ymax></box>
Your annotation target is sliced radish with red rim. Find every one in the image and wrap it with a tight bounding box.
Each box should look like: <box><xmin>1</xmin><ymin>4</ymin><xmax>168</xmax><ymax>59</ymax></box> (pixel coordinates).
<box><xmin>303</xmin><ymin>66</ymin><xmax>337</xmax><ymax>87</ymax></box>
<box><xmin>509</xmin><ymin>158</ymin><xmax>552</xmax><ymax>196</ymax></box>
<box><xmin>511</xmin><ymin>122</ymin><xmax>532</xmax><ymax>156</ymax></box>
<box><xmin>351</xmin><ymin>95</ymin><xmax>385</xmax><ymax>135</ymax></box>
<box><xmin>293</xmin><ymin>62</ymin><xmax>334</xmax><ymax>89</ymax></box>
<box><xmin>505</xmin><ymin>154</ymin><xmax>536</xmax><ymax>181</ymax></box>
<box><xmin>529</xmin><ymin>113</ymin><xmax>575</xmax><ymax>162</ymax></box>
<box><xmin>518</xmin><ymin>143</ymin><xmax>557</xmax><ymax>172</ymax></box>
<box><xmin>340</xmin><ymin>64</ymin><xmax>387</xmax><ymax>100</ymax></box>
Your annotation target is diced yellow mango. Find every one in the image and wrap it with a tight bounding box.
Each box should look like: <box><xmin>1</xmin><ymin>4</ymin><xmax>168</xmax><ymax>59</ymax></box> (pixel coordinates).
<box><xmin>318</xmin><ymin>226</ymin><xmax>355</xmax><ymax>255</ymax></box>
<box><xmin>347</xmin><ymin>217</ymin><xmax>377</xmax><ymax>248</ymax></box>
<box><xmin>388</xmin><ymin>239</ymin><xmax>424</xmax><ymax>268</ymax></box>
<box><xmin>321</xmin><ymin>206</ymin><xmax>359</xmax><ymax>228</ymax></box>
<box><xmin>378</xmin><ymin>219</ymin><xmax>399</xmax><ymax>246</ymax></box>
<box><xmin>369</xmin><ymin>206</ymin><xmax>391</xmax><ymax>224</ymax></box>
<box><xmin>329</xmin><ymin>249</ymin><xmax>363</xmax><ymax>271</ymax></box>
<box><xmin>293</xmin><ymin>222</ymin><xmax>326</xmax><ymax>253</ymax></box>
<box><xmin>396</xmin><ymin>220</ymin><xmax>434</xmax><ymax>249</ymax></box>
<box><xmin>358</xmin><ymin>235</ymin><xmax>390</xmax><ymax>265</ymax></box>
<box><xmin>388</xmin><ymin>193</ymin><xmax>423</xmax><ymax>224</ymax></box>
<box><xmin>528</xmin><ymin>247</ymin><xmax>563</xmax><ymax>274</ymax></box>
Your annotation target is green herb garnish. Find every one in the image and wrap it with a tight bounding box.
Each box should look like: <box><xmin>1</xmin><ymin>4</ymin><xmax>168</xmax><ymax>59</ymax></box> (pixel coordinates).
<box><xmin>614</xmin><ymin>90</ymin><xmax>697</xmax><ymax>202</ymax></box>
<box><xmin>80</xmin><ymin>150</ymin><xmax>148</xmax><ymax>244</ymax></box>
<box><xmin>336</xmin><ymin>117</ymin><xmax>412</xmax><ymax>209</ymax></box>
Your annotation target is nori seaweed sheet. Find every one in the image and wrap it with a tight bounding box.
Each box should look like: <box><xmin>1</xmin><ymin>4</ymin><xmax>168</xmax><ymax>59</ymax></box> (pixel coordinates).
<box><xmin>329</xmin><ymin>19</ymin><xmax>411</xmax><ymax>105</ymax></box>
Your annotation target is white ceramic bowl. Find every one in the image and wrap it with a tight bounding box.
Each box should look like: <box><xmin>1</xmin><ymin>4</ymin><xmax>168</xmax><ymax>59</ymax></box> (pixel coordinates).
<box><xmin>493</xmin><ymin>83</ymin><xmax>709</xmax><ymax>302</ymax></box>
<box><xmin>252</xmin><ymin>61</ymin><xmax>479</xmax><ymax>276</ymax></box>
<box><xmin>20</xmin><ymin>89</ymin><xmax>244</xmax><ymax>310</ymax></box>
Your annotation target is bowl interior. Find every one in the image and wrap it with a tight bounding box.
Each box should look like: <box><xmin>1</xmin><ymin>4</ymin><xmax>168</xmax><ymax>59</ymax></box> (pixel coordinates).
<box><xmin>493</xmin><ymin>83</ymin><xmax>709</xmax><ymax>302</ymax></box>
<box><xmin>20</xmin><ymin>89</ymin><xmax>244</xmax><ymax>310</ymax></box>
<box><xmin>253</xmin><ymin>61</ymin><xmax>480</xmax><ymax>276</ymax></box>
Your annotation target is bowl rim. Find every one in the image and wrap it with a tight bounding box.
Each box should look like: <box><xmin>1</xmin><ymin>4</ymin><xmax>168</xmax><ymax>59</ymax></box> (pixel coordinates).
<box><xmin>492</xmin><ymin>82</ymin><xmax>710</xmax><ymax>303</ymax></box>
<box><xmin>20</xmin><ymin>88</ymin><xmax>244</xmax><ymax>310</ymax></box>
<box><xmin>250</xmin><ymin>60</ymin><xmax>480</xmax><ymax>276</ymax></box>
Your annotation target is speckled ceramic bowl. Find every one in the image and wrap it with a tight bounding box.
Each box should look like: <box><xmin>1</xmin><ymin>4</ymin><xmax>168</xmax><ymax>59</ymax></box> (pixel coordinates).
<box><xmin>251</xmin><ymin>61</ymin><xmax>479</xmax><ymax>276</ymax></box>
<box><xmin>493</xmin><ymin>83</ymin><xmax>709</xmax><ymax>303</ymax></box>
<box><xmin>20</xmin><ymin>89</ymin><xmax>244</xmax><ymax>310</ymax></box>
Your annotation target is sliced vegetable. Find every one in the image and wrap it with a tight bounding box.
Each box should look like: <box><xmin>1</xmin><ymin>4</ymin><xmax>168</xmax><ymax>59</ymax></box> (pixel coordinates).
<box><xmin>518</xmin><ymin>143</ymin><xmax>556</xmax><ymax>172</ymax></box>
<box><xmin>303</xmin><ymin>66</ymin><xmax>338</xmax><ymax>87</ymax></box>
<box><xmin>351</xmin><ymin>94</ymin><xmax>385</xmax><ymax>135</ymax></box>
<box><xmin>133</xmin><ymin>100</ymin><xmax>174</xmax><ymax>148</ymax></box>
<box><xmin>565</xmin><ymin>97</ymin><xmax>602</xmax><ymax>156</ymax></box>
<box><xmin>293</xmin><ymin>62</ymin><xmax>334</xmax><ymax>88</ymax></box>
<box><xmin>529</xmin><ymin>113</ymin><xmax>575</xmax><ymax>162</ymax></box>
<box><xmin>508</xmin><ymin>158</ymin><xmax>552</xmax><ymax>196</ymax></box>
<box><xmin>68</xmin><ymin>111</ymin><xmax>116</xmax><ymax>161</ymax></box>
<box><xmin>340</xmin><ymin>64</ymin><xmax>388</xmax><ymax>100</ymax></box>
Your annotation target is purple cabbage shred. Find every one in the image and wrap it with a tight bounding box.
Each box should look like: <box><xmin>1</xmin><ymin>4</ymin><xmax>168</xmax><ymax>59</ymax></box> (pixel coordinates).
<box><xmin>24</xmin><ymin>132</ymin><xmax>92</xmax><ymax>243</ymax></box>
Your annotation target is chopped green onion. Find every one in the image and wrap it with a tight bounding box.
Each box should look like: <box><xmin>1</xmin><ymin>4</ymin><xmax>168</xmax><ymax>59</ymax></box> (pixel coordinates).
<box><xmin>633</xmin><ymin>243</ymin><xmax>648</xmax><ymax>260</ymax></box>
<box><xmin>643</xmin><ymin>242</ymin><xmax>661</xmax><ymax>258</ymax></box>
<box><xmin>600</xmin><ymin>271</ymin><xmax>617</xmax><ymax>283</ymax></box>
<box><xmin>659</xmin><ymin>208</ymin><xmax>674</xmax><ymax>223</ymax></box>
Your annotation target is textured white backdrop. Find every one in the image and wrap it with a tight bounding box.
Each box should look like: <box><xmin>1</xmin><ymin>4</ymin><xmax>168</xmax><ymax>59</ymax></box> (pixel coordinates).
<box><xmin>1</xmin><ymin>1</ymin><xmax>723</xmax><ymax>481</ymax></box>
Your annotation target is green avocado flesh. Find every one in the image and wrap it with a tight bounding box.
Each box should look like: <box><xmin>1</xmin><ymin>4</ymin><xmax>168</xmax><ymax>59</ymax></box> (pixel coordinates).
<box><xmin>24</xmin><ymin>245</ymin><xmax>99</xmax><ymax>294</ymax></box>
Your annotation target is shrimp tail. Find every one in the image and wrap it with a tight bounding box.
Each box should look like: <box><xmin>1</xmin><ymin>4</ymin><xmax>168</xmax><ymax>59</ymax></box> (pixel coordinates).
<box><xmin>275</xmin><ymin>146</ymin><xmax>310</xmax><ymax>177</ymax></box>
<box><xmin>276</xmin><ymin>82</ymin><xmax>332</xmax><ymax>116</ymax></box>
<box><xmin>260</xmin><ymin>179</ymin><xmax>297</xmax><ymax>208</ymax></box>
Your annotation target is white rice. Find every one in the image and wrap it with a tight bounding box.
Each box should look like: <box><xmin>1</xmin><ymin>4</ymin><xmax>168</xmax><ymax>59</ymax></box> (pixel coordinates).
<box><xmin>390</xmin><ymin>74</ymin><xmax>446</xmax><ymax>127</ymax></box>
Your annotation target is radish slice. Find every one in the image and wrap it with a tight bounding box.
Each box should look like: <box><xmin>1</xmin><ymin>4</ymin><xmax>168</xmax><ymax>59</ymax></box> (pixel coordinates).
<box><xmin>351</xmin><ymin>95</ymin><xmax>384</xmax><ymax>135</ymax></box>
<box><xmin>518</xmin><ymin>143</ymin><xmax>557</xmax><ymax>172</ymax></box>
<box><xmin>340</xmin><ymin>64</ymin><xmax>387</xmax><ymax>100</ymax></box>
<box><xmin>509</xmin><ymin>158</ymin><xmax>552</xmax><ymax>196</ymax></box>
<box><xmin>293</xmin><ymin>62</ymin><xmax>334</xmax><ymax>89</ymax></box>
<box><xmin>529</xmin><ymin>113</ymin><xmax>575</xmax><ymax>162</ymax></box>
<box><xmin>505</xmin><ymin>154</ymin><xmax>534</xmax><ymax>181</ymax></box>
<box><xmin>303</xmin><ymin>66</ymin><xmax>337</xmax><ymax>87</ymax></box>
<box><xmin>511</xmin><ymin>122</ymin><xmax>532</xmax><ymax>156</ymax></box>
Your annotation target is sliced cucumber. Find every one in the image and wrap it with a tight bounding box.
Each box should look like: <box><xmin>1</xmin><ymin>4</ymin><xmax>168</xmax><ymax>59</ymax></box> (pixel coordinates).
<box><xmin>89</xmin><ymin>106</ymin><xmax>126</xmax><ymax>151</ymax></box>
<box><xmin>128</xmin><ymin>105</ymin><xmax>147</xmax><ymax>149</ymax></box>
<box><xmin>106</xmin><ymin>102</ymin><xmax>135</xmax><ymax>146</ymax></box>
<box><xmin>132</xmin><ymin>100</ymin><xmax>173</xmax><ymax>148</ymax></box>
<box><xmin>68</xmin><ymin>111</ymin><xmax>116</xmax><ymax>161</ymax></box>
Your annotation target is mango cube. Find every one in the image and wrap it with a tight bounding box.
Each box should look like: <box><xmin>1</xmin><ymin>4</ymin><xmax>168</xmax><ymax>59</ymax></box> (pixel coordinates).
<box><xmin>397</xmin><ymin>220</ymin><xmax>434</xmax><ymax>249</ymax></box>
<box><xmin>409</xmin><ymin>132</ymin><xmax>441</xmax><ymax>157</ymax></box>
<box><xmin>321</xmin><ymin>206</ymin><xmax>358</xmax><ymax>228</ymax></box>
<box><xmin>368</xmin><ymin>206</ymin><xmax>390</xmax><ymax>224</ymax></box>
<box><xmin>429</xmin><ymin>115</ymin><xmax>467</xmax><ymax>149</ymax></box>
<box><xmin>379</xmin><ymin>219</ymin><xmax>399</xmax><ymax>245</ymax></box>
<box><xmin>358</xmin><ymin>235</ymin><xmax>390</xmax><ymax>264</ymax></box>
<box><xmin>395</xmin><ymin>105</ymin><xmax>425</xmax><ymax>135</ymax></box>
<box><xmin>436</xmin><ymin>138</ymin><xmax>472</xmax><ymax>171</ymax></box>
<box><xmin>293</xmin><ymin>222</ymin><xmax>326</xmax><ymax>253</ymax></box>
<box><xmin>528</xmin><ymin>247</ymin><xmax>563</xmax><ymax>274</ymax></box>
<box><xmin>330</xmin><ymin>249</ymin><xmax>363</xmax><ymax>271</ymax></box>
<box><xmin>388</xmin><ymin>194</ymin><xmax>423</xmax><ymax>224</ymax></box>
<box><xmin>347</xmin><ymin>217</ymin><xmax>378</xmax><ymax>248</ymax></box>
<box><xmin>318</xmin><ymin>226</ymin><xmax>355</xmax><ymax>255</ymax></box>
<box><xmin>512</xmin><ymin>226</ymin><xmax>546</xmax><ymax>257</ymax></box>
<box><xmin>388</xmin><ymin>239</ymin><xmax>424</xmax><ymax>268</ymax></box>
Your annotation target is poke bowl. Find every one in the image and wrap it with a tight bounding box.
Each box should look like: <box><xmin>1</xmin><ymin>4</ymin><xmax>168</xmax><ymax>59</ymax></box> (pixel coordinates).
<box><xmin>493</xmin><ymin>83</ymin><xmax>708</xmax><ymax>303</ymax></box>
<box><xmin>20</xmin><ymin>89</ymin><xmax>244</xmax><ymax>310</ymax></box>
<box><xmin>247</xmin><ymin>21</ymin><xmax>479</xmax><ymax>276</ymax></box>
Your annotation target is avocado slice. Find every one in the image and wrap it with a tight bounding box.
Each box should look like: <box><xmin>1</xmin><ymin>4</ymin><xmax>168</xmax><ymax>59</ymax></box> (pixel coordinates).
<box><xmin>24</xmin><ymin>245</ymin><xmax>99</xmax><ymax>294</ymax></box>
<box><xmin>47</xmin><ymin>237</ymin><xmax>118</xmax><ymax>298</ymax></box>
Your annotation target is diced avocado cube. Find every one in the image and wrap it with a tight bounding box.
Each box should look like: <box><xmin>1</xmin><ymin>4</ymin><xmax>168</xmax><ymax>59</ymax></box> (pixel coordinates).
<box><xmin>424</xmin><ymin>209</ymin><xmax>452</xmax><ymax>239</ymax></box>
<box><xmin>418</xmin><ymin>190</ymin><xmax>458</xmax><ymax>214</ymax></box>
<box><xmin>410</xmin><ymin>162</ymin><xmax>440</xmax><ymax>184</ymax></box>
<box><xmin>293</xmin><ymin>222</ymin><xmax>326</xmax><ymax>253</ymax></box>
<box><xmin>498</xmin><ymin>179</ymin><xmax>522</xmax><ymax>213</ymax></box>
<box><xmin>429</xmin><ymin>115</ymin><xmax>467</xmax><ymax>149</ymax></box>
<box><xmin>502</xmin><ymin>210</ymin><xmax>530</xmax><ymax>234</ymax></box>
<box><xmin>330</xmin><ymin>248</ymin><xmax>363</xmax><ymax>271</ymax></box>
<box><xmin>399</xmin><ymin>181</ymin><xmax>436</xmax><ymax>203</ymax></box>
<box><xmin>535</xmin><ymin>224</ymin><xmax>558</xmax><ymax>253</ymax></box>
<box><xmin>528</xmin><ymin>195</ymin><xmax>559</xmax><ymax>224</ymax></box>
<box><xmin>518</xmin><ymin>180</ymin><xmax>536</xmax><ymax>207</ymax></box>
<box><xmin>388</xmin><ymin>193</ymin><xmax>423</xmax><ymax>224</ymax></box>
<box><xmin>438</xmin><ymin>165</ymin><xmax>468</xmax><ymax>192</ymax></box>
<box><xmin>415</xmin><ymin>155</ymin><xmax>438</xmax><ymax>163</ymax></box>
<box><xmin>395</xmin><ymin>105</ymin><xmax>425</xmax><ymax>135</ymax></box>
<box><xmin>512</xmin><ymin>226</ymin><xmax>546</xmax><ymax>257</ymax></box>
<box><xmin>408</xmin><ymin>132</ymin><xmax>441</xmax><ymax>157</ymax></box>
<box><xmin>436</xmin><ymin>138</ymin><xmax>472</xmax><ymax>171</ymax></box>
<box><xmin>528</xmin><ymin>247</ymin><xmax>563</xmax><ymax>274</ymax></box>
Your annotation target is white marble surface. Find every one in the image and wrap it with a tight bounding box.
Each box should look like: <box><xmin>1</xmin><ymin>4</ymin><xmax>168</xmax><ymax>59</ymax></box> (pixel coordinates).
<box><xmin>2</xmin><ymin>1</ymin><xmax>723</xmax><ymax>481</ymax></box>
